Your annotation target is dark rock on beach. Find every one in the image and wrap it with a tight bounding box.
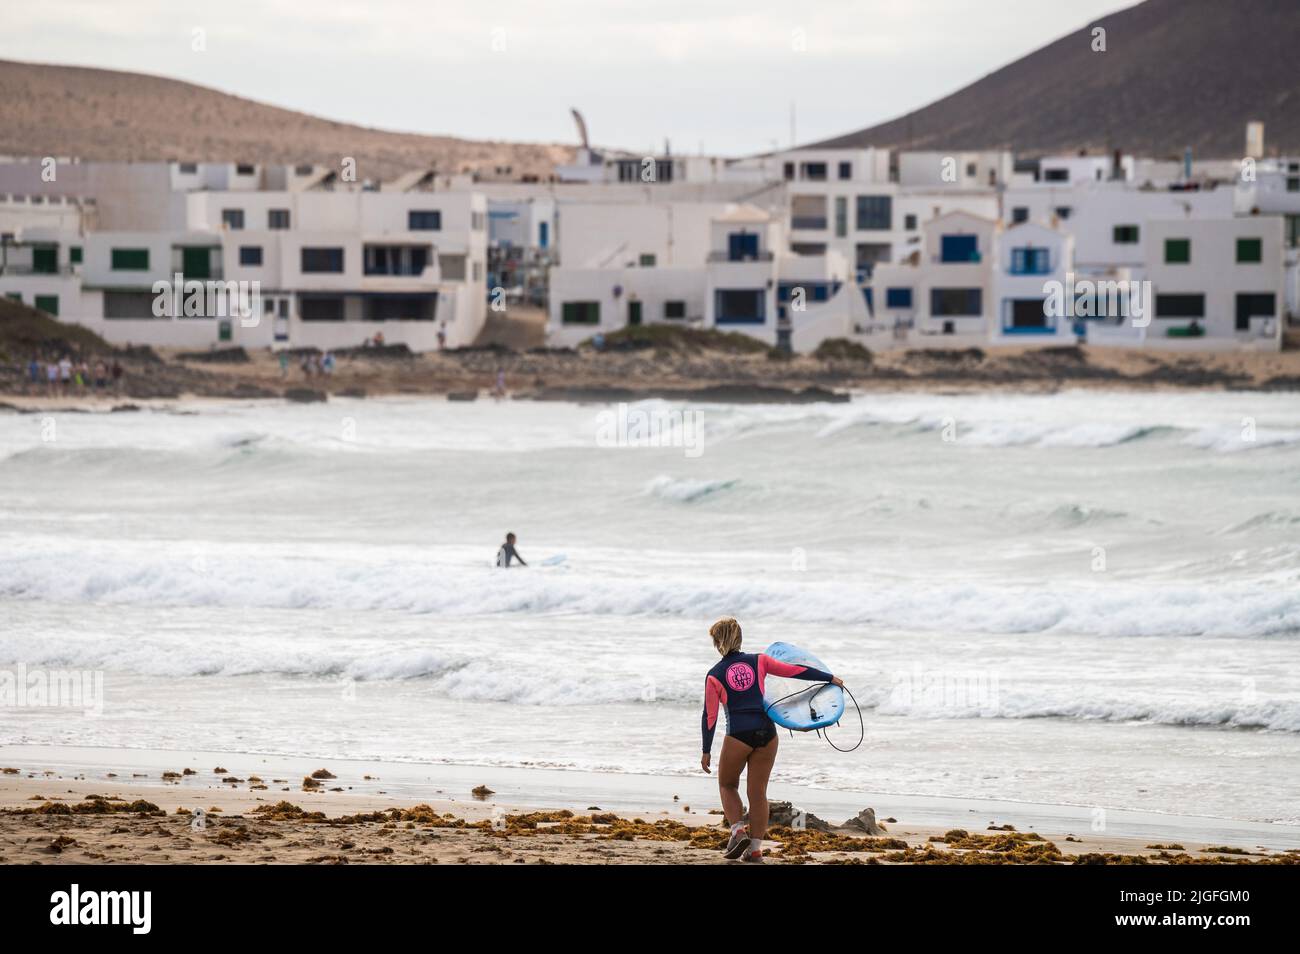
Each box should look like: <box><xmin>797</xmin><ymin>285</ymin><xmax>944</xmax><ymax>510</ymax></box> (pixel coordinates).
<box><xmin>176</xmin><ymin>347</ymin><xmax>250</xmax><ymax>364</ymax></box>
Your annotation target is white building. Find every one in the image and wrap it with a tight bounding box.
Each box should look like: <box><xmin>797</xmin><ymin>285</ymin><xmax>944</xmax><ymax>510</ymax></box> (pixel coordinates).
<box><xmin>547</xmin><ymin>201</ymin><xmax>849</xmax><ymax>350</ymax></box>
<box><xmin>0</xmin><ymin>161</ymin><xmax>489</xmax><ymax>352</ymax></box>
<box><xmin>1144</xmin><ymin>216</ymin><xmax>1283</xmax><ymax>347</ymax></box>
<box><xmin>989</xmin><ymin>221</ymin><xmax>1076</xmax><ymax>343</ymax></box>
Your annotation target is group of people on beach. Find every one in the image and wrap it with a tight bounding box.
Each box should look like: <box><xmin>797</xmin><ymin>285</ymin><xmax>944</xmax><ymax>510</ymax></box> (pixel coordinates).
<box><xmin>24</xmin><ymin>353</ymin><xmax>124</xmax><ymax>395</ymax></box>
<box><xmin>275</xmin><ymin>351</ymin><xmax>336</xmax><ymax>378</ymax></box>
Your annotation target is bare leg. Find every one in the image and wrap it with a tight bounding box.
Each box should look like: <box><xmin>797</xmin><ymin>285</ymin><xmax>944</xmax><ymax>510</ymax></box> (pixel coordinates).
<box><xmin>744</xmin><ymin>734</ymin><xmax>779</xmax><ymax>841</ymax></box>
<box><xmin>717</xmin><ymin>735</ymin><xmax>751</xmax><ymax>826</ymax></box>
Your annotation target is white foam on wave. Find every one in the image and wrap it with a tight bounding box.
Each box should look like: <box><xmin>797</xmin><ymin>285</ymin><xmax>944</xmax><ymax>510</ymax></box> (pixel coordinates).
<box><xmin>3</xmin><ymin>544</ymin><xmax>1298</xmax><ymax>639</ymax></box>
<box><xmin>1182</xmin><ymin>427</ymin><xmax>1300</xmax><ymax>453</ymax></box>
<box><xmin>866</xmin><ymin>683</ymin><xmax>1300</xmax><ymax>732</ymax></box>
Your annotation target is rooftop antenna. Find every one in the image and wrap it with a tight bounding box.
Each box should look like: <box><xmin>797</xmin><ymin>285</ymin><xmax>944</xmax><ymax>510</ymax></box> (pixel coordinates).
<box><xmin>790</xmin><ymin>102</ymin><xmax>797</xmax><ymax>147</ymax></box>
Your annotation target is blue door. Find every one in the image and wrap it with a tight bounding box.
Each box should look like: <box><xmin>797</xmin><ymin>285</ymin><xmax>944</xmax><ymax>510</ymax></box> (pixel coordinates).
<box><xmin>728</xmin><ymin>232</ymin><xmax>759</xmax><ymax>261</ymax></box>
<box><xmin>941</xmin><ymin>234</ymin><xmax>978</xmax><ymax>262</ymax></box>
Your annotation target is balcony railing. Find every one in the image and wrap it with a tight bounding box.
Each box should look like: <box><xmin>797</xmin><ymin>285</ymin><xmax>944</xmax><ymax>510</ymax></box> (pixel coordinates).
<box><xmin>708</xmin><ymin>250</ymin><xmax>774</xmax><ymax>263</ymax></box>
<box><xmin>790</xmin><ymin>217</ymin><xmax>828</xmax><ymax>230</ymax></box>
<box><xmin>0</xmin><ymin>264</ymin><xmax>76</xmax><ymax>276</ymax></box>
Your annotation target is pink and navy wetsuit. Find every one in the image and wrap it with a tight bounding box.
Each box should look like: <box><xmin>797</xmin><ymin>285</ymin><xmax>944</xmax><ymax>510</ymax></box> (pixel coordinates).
<box><xmin>702</xmin><ymin>651</ymin><xmax>834</xmax><ymax>752</ymax></box>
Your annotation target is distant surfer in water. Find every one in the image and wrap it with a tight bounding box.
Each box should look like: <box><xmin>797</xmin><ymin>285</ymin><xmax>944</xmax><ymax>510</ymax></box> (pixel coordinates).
<box><xmin>495</xmin><ymin>532</ymin><xmax>527</xmax><ymax>568</ymax></box>
<box><xmin>700</xmin><ymin>617</ymin><xmax>841</xmax><ymax>862</ymax></box>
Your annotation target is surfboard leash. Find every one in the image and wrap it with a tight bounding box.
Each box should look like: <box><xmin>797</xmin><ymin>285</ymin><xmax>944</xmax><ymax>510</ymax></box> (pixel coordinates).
<box><xmin>763</xmin><ymin>682</ymin><xmax>865</xmax><ymax>753</ymax></box>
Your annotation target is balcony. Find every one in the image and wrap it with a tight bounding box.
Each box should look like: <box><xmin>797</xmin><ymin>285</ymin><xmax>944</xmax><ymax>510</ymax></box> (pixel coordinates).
<box><xmin>708</xmin><ymin>250</ymin><xmax>773</xmax><ymax>263</ymax></box>
<box><xmin>791</xmin><ymin>217</ymin><xmax>829</xmax><ymax>231</ymax></box>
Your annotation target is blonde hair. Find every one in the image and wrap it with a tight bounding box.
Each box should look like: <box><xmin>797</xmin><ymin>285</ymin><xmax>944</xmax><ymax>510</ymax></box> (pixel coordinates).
<box><xmin>710</xmin><ymin>617</ymin><xmax>743</xmax><ymax>656</ymax></box>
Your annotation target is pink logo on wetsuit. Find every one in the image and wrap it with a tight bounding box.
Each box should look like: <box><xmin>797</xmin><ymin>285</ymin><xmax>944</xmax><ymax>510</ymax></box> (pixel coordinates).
<box><xmin>725</xmin><ymin>662</ymin><xmax>755</xmax><ymax>692</ymax></box>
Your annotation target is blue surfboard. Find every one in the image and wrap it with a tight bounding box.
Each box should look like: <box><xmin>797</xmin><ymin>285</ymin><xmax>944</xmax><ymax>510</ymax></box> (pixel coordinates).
<box><xmin>763</xmin><ymin>641</ymin><xmax>845</xmax><ymax>731</ymax></box>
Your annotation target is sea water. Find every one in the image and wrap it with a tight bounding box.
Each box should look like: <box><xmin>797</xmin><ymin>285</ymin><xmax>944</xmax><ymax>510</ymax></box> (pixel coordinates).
<box><xmin>1</xmin><ymin>391</ymin><xmax>1298</xmax><ymax>823</ymax></box>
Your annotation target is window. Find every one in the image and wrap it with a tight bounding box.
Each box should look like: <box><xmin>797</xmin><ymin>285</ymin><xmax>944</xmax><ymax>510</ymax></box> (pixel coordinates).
<box><xmin>1010</xmin><ymin>247</ymin><xmax>1051</xmax><ymax>274</ymax></box>
<box><xmin>1235</xmin><ymin>293</ymin><xmax>1275</xmax><ymax>330</ymax></box>
<box><xmin>103</xmin><ymin>291</ymin><xmax>158</xmax><ymax>318</ymax></box>
<box><xmin>1155</xmin><ymin>293</ymin><xmax>1204</xmax><ymax>318</ymax></box>
<box><xmin>561</xmin><ymin>301</ymin><xmax>600</xmax><ymax>325</ymax></box>
<box><xmin>177</xmin><ymin>162</ymin><xmax>198</xmax><ymax>174</ymax></box>
<box><xmin>965</xmin><ymin>162</ymin><xmax>977</xmax><ymax>177</ymax></box>
<box><xmin>409</xmin><ymin>210</ymin><xmax>442</xmax><ymax>230</ymax></box>
<box><xmin>1288</xmin><ymin>177</ymin><xmax>1300</xmax><ymax>193</ymax></box>
<box><xmin>239</xmin><ymin>246</ymin><xmax>264</xmax><ymax>266</ymax></box>
<box><xmin>365</xmin><ymin>246</ymin><xmax>429</xmax><ymax>276</ymax></box>
<box><xmin>904</xmin><ymin>214</ymin><xmax>918</xmax><ymax>231</ymax></box>
<box><xmin>727</xmin><ymin>232</ymin><xmax>760</xmax><ymax>261</ymax></box>
<box><xmin>1007</xmin><ymin>299</ymin><xmax>1050</xmax><ymax>330</ymax></box>
<box><xmin>1165</xmin><ymin>238</ymin><xmax>1191</xmax><ymax>264</ymax></box>
<box><xmin>299</xmin><ymin>295</ymin><xmax>345</xmax><ymax>321</ymax></box>
<box><xmin>235</xmin><ymin>163</ymin><xmax>256</xmax><ymax>176</ymax></box>
<box><xmin>856</xmin><ymin>195</ymin><xmax>891</xmax><ymax>230</ymax></box>
<box><xmin>664</xmin><ymin>300</ymin><xmax>686</xmax><ymax>319</ymax></box>
<box><xmin>783</xmin><ymin>162</ymin><xmax>794</xmax><ymax>181</ymax></box>
<box><xmin>1113</xmin><ymin>225</ymin><xmax>1139</xmax><ymax>244</ymax></box>
<box><xmin>940</xmin><ymin>234</ymin><xmax>978</xmax><ymax>262</ymax></box>
<box><xmin>32</xmin><ymin>246</ymin><xmax>58</xmax><ymax>274</ymax></box>
<box><xmin>931</xmin><ymin>288</ymin><xmax>982</xmax><ymax>316</ymax></box>
<box><xmin>69</xmin><ymin>246</ymin><xmax>83</xmax><ymax>264</ymax></box>
<box><xmin>34</xmin><ymin>294</ymin><xmax>58</xmax><ymax>316</ymax></box>
<box><xmin>364</xmin><ymin>294</ymin><xmax>437</xmax><ymax>321</ymax></box>
<box><xmin>639</xmin><ymin>254</ymin><xmax>656</xmax><ymax>267</ymax></box>
<box><xmin>715</xmin><ymin>288</ymin><xmax>765</xmax><ymax>324</ymax></box>
<box><xmin>1054</xmin><ymin>206</ymin><xmax>1072</xmax><ymax>220</ymax></box>
<box><xmin>268</xmin><ymin>209</ymin><xmax>290</xmax><ymax>230</ymax></box>
<box><xmin>834</xmin><ymin>197</ymin><xmax>848</xmax><ymax>238</ymax></box>
<box><xmin>1236</xmin><ymin>238</ymin><xmax>1263</xmax><ymax>263</ymax></box>
<box><xmin>1043</xmin><ymin>168</ymin><xmax>1069</xmax><ymax>182</ymax></box>
<box><xmin>838</xmin><ymin>161</ymin><xmax>852</xmax><ymax>180</ymax></box>
<box><xmin>800</xmin><ymin>162</ymin><xmax>827</xmax><ymax>181</ymax></box>
<box><xmin>301</xmin><ymin>247</ymin><xmax>344</xmax><ymax>272</ymax></box>
<box><xmin>1011</xmin><ymin>207</ymin><xmax>1029</xmax><ymax>224</ymax></box>
<box><xmin>221</xmin><ymin>209</ymin><xmax>245</xmax><ymax>230</ymax></box>
<box><xmin>111</xmin><ymin>248</ymin><xmax>150</xmax><ymax>270</ymax></box>
<box><xmin>885</xmin><ymin>287</ymin><xmax>913</xmax><ymax>309</ymax></box>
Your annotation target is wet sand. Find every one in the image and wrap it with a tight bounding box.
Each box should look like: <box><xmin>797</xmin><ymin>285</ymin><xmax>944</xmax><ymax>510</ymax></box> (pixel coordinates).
<box><xmin>2</xmin><ymin>747</ymin><xmax>1297</xmax><ymax>865</ymax></box>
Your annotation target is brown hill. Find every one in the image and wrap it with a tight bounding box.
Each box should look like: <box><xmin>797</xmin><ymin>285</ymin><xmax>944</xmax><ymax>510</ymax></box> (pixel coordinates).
<box><xmin>0</xmin><ymin>59</ymin><xmax>574</xmax><ymax>181</ymax></box>
<box><xmin>813</xmin><ymin>0</ymin><xmax>1300</xmax><ymax>159</ymax></box>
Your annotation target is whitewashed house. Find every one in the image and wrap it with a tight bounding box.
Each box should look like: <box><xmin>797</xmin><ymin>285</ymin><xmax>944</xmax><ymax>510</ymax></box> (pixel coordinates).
<box><xmin>989</xmin><ymin>221</ymin><xmax>1076</xmax><ymax>342</ymax></box>
<box><xmin>0</xmin><ymin>160</ymin><xmax>489</xmax><ymax>352</ymax></box>
<box><xmin>1144</xmin><ymin>216</ymin><xmax>1284</xmax><ymax>347</ymax></box>
<box><xmin>912</xmin><ymin>211</ymin><xmax>997</xmax><ymax>339</ymax></box>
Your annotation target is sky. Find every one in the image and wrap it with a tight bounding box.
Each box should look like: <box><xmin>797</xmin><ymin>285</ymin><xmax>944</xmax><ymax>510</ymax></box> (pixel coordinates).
<box><xmin>3</xmin><ymin>0</ymin><xmax>1138</xmax><ymax>156</ymax></box>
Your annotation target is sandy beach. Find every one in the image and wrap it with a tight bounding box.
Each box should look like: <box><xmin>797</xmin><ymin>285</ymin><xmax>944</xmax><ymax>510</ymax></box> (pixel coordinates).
<box><xmin>2</xmin><ymin>747</ymin><xmax>1297</xmax><ymax>865</ymax></box>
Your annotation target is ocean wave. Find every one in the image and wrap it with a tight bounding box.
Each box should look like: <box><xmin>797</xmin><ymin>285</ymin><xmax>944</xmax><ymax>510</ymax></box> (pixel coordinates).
<box><xmin>1182</xmin><ymin>427</ymin><xmax>1300</xmax><ymax>453</ymax></box>
<box><xmin>2</xmin><ymin>545</ymin><xmax>1298</xmax><ymax>638</ymax></box>
<box><xmin>643</xmin><ymin>475</ymin><xmax>739</xmax><ymax>503</ymax></box>
<box><xmin>0</xmin><ymin>634</ymin><xmax>695</xmax><ymax>707</ymax></box>
<box><xmin>1216</xmin><ymin>511</ymin><xmax>1300</xmax><ymax>535</ymax></box>
<box><xmin>867</xmin><ymin>683</ymin><xmax>1300</xmax><ymax>732</ymax></box>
